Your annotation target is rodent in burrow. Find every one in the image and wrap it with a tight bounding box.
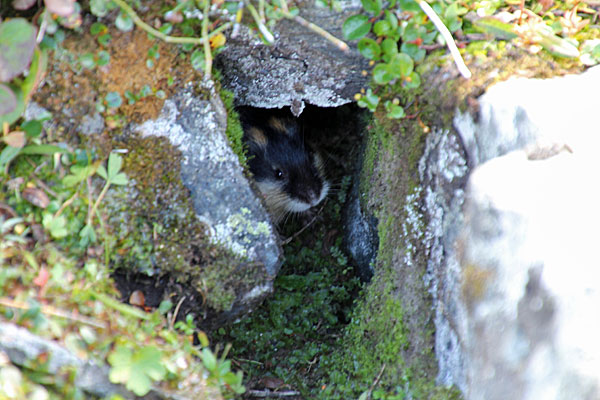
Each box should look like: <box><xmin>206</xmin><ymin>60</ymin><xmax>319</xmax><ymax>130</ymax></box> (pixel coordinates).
<box><xmin>238</xmin><ymin>107</ymin><xmax>330</xmax><ymax>223</ymax></box>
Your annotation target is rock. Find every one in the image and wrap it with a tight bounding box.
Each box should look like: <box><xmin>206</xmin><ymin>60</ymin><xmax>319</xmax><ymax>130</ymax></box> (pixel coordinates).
<box><xmin>418</xmin><ymin>127</ymin><xmax>469</xmax><ymax>390</ymax></box>
<box><xmin>216</xmin><ymin>3</ymin><xmax>369</xmax><ymax>113</ymax></box>
<box><xmin>433</xmin><ymin>65</ymin><xmax>600</xmax><ymax>399</ymax></box>
<box><xmin>135</xmin><ymin>79</ymin><xmax>282</xmax><ymax>321</ymax></box>
<box><xmin>343</xmin><ymin>179</ymin><xmax>378</xmax><ymax>281</ymax></box>
<box><xmin>0</xmin><ymin>322</ymin><xmax>130</xmax><ymax>398</ymax></box>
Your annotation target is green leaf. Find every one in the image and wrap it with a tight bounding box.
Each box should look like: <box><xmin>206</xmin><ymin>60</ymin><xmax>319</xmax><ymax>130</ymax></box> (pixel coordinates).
<box><xmin>190</xmin><ymin>50</ymin><xmax>205</xmax><ymax>71</ymax></box>
<box><xmin>385</xmin><ymin>101</ymin><xmax>405</xmax><ymax>119</ymax></box>
<box><xmin>115</xmin><ymin>12</ymin><xmax>134</xmax><ymax>32</ymax></box>
<box><xmin>372</xmin><ymin>63</ymin><xmax>394</xmax><ymax>84</ymax></box>
<box><xmin>63</xmin><ymin>165</ymin><xmax>95</xmax><ymax>187</ymax></box>
<box><xmin>0</xmin><ymin>85</ymin><xmax>25</xmax><ymax>127</ymax></box>
<box><xmin>403</xmin><ymin>71</ymin><xmax>421</xmax><ymax>89</ymax></box>
<box><xmin>96</xmin><ymin>50</ymin><xmax>110</xmax><ymax>67</ymax></box>
<box><xmin>201</xmin><ymin>348</ymin><xmax>217</xmax><ymax>372</ymax></box>
<box><xmin>21</xmin><ymin>47</ymin><xmax>47</xmax><ymax>101</ymax></box>
<box><xmin>538</xmin><ymin>28</ymin><xmax>579</xmax><ymax>58</ymax></box>
<box><xmin>90</xmin><ymin>22</ymin><xmax>107</xmax><ymax>35</ymax></box>
<box><xmin>0</xmin><ymin>18</ymin><xmax>36</xmax><ymax>81</ymax></box>
<box><xmin>158</xmin><ymin>300</ymin><xmax>173</xmax><ymax>314</ymax></box>
<box><xmin>384</xmin><ymin>10</ymin><xmax>398</xmax><ymax>31</ymax></box>
<box><xmin>20</xmin><ymin>144</ymin><xmax>68</xmax><ymax>155</ymax></box>
<box><xmin>381</xmin><ymin>38</ymin><xmax>398</xmax><ymax>61</ymax></box>
<box><xmin>42</xmin><ymin>213</ymin><xmax>68</xmax><ymax>239</ymax></box>
<box><xmin>357</xmin><ymin>38</ymin><xmax>381</xmax><ymax>60</ymax></box>
<box><xmin>108</xmin><ymin>346</ymin><xmax>133</xmax><ymax>384</ymax></box>
<box><xmin>97</xmin><ymin>33</ymin><xmax>111</xmax><ymax>46</ymax></box>
<box><xmin>357</xmin><ymin>88</ymin><xmax>379</xmax><ymax>112</ymax></box>
<box><xmin>97</xmin><ymin>165</ymin><xmax>108</xmax><ymax>180</ymax></box>
<box><xmin>107</xmin><ymin>153</ymin><xmax>123</xmax><ymax>179</ymax></box>
<box><xmin>400</xmin><ymin>43</ymin><xmax>426</xmax><ymax>62</ymax></box>
<box><xmin>473</xmin><ymin>17</ymin><xmax>518</xmax><ymax>40</ymax></box>
<box><xmin>80</xmin><ymin>53</ymin><xmax>96</xmax><ymax>69</ymax></box>
<box><xmin>79</xmin><ymin>224</ymin><xmax>97</xmax><ymax>246</ymax></box>
<box><xmin>0</xmin><ymin>84</ymin><xmax>17</xmax><ymax>116</ymax></box>
<box><xmin>361</xmin><ymin>0</ymin><xmax>381</xmax><ymax>14</ymax></box>
<box><xmin>21</xmin><ymin>120</ymin><xmax>42</xmax><ymax>138</ymax></box>
<box><xmin>373</xmin><ymin>20</ymin><xmax>391</xmax><ymax>37</ymax></box>
<box><xmin>108</xmin><ymin>346</ymin><xmax>165</xmax><ymax>396</ymax></box>
<box><xmin>389</xmin><ymin>53</ymin><xmax>413</xmax><ymax>77</ymax></box>
<box><xmin>90</xmin><ymin>0</ymin><xmax>109</xmax><ymax>17</ymax></box>
<box><xmin>110</xmin><ymin>172</ymin><xmax>128</xmax><ymax>186</ymax></box>
<box><xmin>0</xmin><ymin>146</ymin><xmax>21</xmax><ymax>170</ymax></box>
<box><xmin>105</xmin><ymin>92</ymin><xmax>122</xmax><ymax>108</ymax></box>
<box><xmin>342</xmin><ymin>15</ymin><xmax>372</xmax><ymax>41</ymax></box>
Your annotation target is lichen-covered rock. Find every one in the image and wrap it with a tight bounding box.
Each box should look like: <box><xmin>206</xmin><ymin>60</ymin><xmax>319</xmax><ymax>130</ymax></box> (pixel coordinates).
<box><xmin>29</xmin><ymin>25</ymin><xmax>283</xmax><ymax>326</ymax></box>
<box><xmin>135</xmin><ymin>79</ymin><xmax>282</xmax><ymax>321</ymax></box>
<box><xmin>216</xmin><ymin>3</ymin><xmax>369</xmax><ymax>114</ymax></box>
<box><xmin>435</xmin><ymin>65</ymin><xmax>600</xmax><ymax>399</ymax></box>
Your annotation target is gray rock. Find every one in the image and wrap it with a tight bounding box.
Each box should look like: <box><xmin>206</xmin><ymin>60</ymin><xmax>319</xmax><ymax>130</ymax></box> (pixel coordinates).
<box><xmin>136</xmin><ymin>79</ymin><xmax>282</xmax><ymax>290</ymax></box>
<box><xmin>418</xmin><ymin>127</ymin><xmax>469</xmax><ymax>390</ymax></box>
<box><xmin>216</xmin><ymin>3</ymin><xmax>369</xmax><ymax>113</ymax></box>
<box><xmin>0</xmin><ymin>322</ymin><xmax>130</xmax><ymax>398</ymax></box>
<box><xmin>433</xmin><ymin>65</ymin><xmax>600</xmax><ymax>399</ymax></box>
<box><xmin>343</xmin><ymin>179</ymin><xmax>378</xmax><ymax>281</ymax></box>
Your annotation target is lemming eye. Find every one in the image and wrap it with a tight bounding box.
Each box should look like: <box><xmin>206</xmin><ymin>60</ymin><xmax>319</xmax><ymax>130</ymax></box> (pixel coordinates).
<box><xmin>275</xmin><ymin>169</ymin><xmax>284</xmax><ymax>179</ymax></box>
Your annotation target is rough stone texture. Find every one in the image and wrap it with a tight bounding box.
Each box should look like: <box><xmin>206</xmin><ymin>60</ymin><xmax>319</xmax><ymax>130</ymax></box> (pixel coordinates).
<box><xmin>433</xmin><ymin>65</ymin><xmax>600</xmax><ymax>399</ymax></box>
<box><xmin>418</xmin><ymin>127</ymin><xmax>469</xmax><ymax>390</ymax></box>
<box><xmin>343</xmin><ymin>176</ymin><xmax>378</xmax><ymax>281</ymax></box>
<box><xmin>216</xmin><ymin>2</ymin><xmax>369</xmax><ymax>113</ymax></box>
<box><xmin>136</xmin><ymin>80</ymin><xmax>282</xmax><ymax>298</ymax></box>
<box><xmin>0</xmin><ymin>322</ymin><xmax>131</xmax><ymax>398</ymax></box>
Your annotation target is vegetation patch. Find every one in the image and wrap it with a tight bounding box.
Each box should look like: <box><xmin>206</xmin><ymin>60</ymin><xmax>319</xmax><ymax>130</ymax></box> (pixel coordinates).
<box><xmin>0</xmin><ymin>140</ymin><xmax>244</xmax><ymax>398</ymax></box>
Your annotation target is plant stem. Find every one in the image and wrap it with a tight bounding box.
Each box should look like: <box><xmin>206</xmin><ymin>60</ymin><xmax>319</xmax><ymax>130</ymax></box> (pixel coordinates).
<box><xmin>417</xmin><ymin>0</ymin><xmax>472</xmax><ymax>79</ymax></box>
<box><xmin>0</xmin><ymin>298</ymin><xmax>107</xmax><ymax>329</ymax></box>
<box><xmin>111</xmin><ymin>0</ymin><xmax>231</xmax><ymax>45</ymax></box>
<box><xmin>278</xmin><ymin>0</ymin><xmax>349</xmax><ymax>52</ymax></box>
<box><xmin>88</xmin><ymin>181</ymin><xmax>110</xmax><ymax>227</ymax></box>
<box><xmin>202</xmin><ymin>0</ymin><xmax>213</xmax><ymax>77</ymax></box>
<box><xmin>246</xmin><ymin>1</ymin><xmax>275</xmax><ymax>43</ymax></box>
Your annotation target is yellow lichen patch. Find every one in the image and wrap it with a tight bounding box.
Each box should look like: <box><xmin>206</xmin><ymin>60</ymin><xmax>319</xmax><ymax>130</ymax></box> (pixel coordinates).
<box><xmin>462</xmin><ymin>263</ymin><xmax>495</xmax><ymax>309</ymax></box>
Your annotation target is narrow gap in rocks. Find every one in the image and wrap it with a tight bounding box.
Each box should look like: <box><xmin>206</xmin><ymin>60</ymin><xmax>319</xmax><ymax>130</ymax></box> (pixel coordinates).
<box><xmin>214</xmin><ymin>103</ymin><xmax>369</xmax><ymax>399</ymax></box>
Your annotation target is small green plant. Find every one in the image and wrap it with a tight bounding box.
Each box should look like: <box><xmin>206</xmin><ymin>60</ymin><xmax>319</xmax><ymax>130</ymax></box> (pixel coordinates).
<box><xmin>108</xmin><ymin>345</ymin><xmax>167</xmax><ymax>396</ymax></box>
<box><xmin>0</xmin><ymin>118</ymin><xmax>67</xmax><ymax>173</ymax></box>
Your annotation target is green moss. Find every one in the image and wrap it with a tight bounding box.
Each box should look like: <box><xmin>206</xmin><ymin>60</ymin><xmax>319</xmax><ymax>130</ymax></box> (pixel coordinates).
<box><xmin>320</xmin><ymin>87</ymin><xmax>458</xmax><ymax>398</ymax></box>
<box><xmin>219</xmin><ymin>84</ymin><xmax>247</xmax><ymax>168</ymax></box>
<box><xmin>103</xmin><ymin>134</ymin><xmax>251</xmax><ymax>313</ymax></box>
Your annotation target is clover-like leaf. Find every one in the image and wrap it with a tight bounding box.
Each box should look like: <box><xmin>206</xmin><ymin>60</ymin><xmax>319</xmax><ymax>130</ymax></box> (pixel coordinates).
<box><xmin>108</xmin><ymin>345</ymin><xmax>166</xmax><ymax>396</ymax></box>
<box><xmin>42</xmin><ymin>213</ymin><xmax>68</xmax><ymax>239</ymax></box>
<box><xmin>342</xmin><ymin>15</ymin><xmax>372</xmax><ymax>40</ymax></box>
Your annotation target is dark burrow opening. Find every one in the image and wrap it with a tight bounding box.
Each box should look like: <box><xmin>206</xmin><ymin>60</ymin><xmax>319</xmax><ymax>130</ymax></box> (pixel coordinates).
<box><xmin>214</xmin><ymin>103</ymin><xmax>371</xmax><ymax>399</ymax></box>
